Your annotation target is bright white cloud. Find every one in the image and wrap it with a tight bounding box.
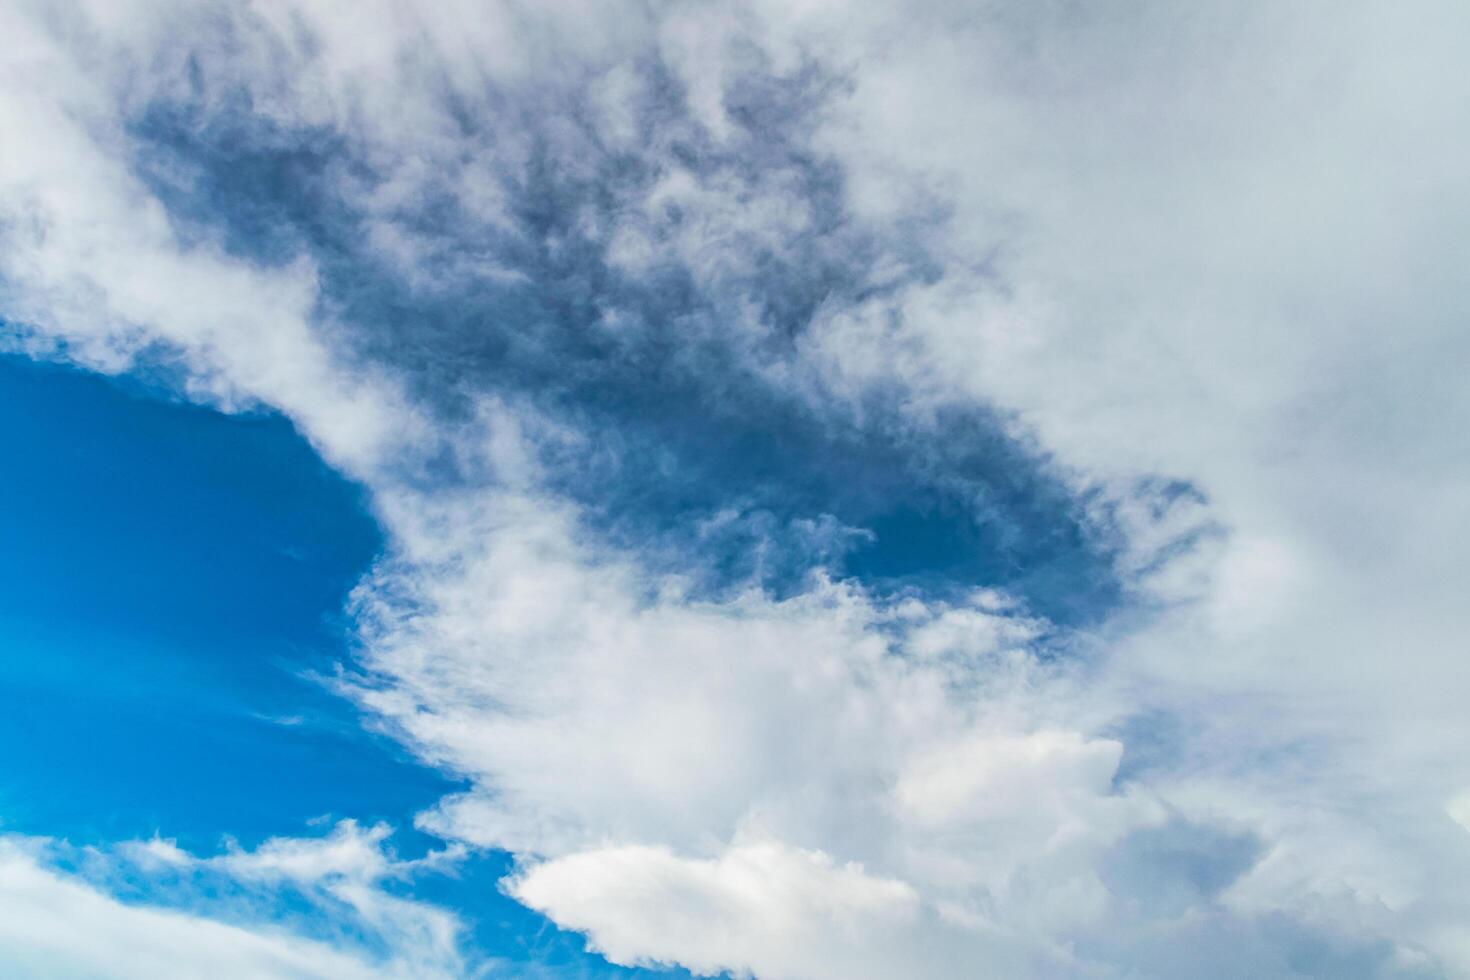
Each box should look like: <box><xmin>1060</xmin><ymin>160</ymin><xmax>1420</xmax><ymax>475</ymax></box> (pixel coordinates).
<box><xmin>511</xmin><ymin>841</ymin><xmax>937</xmax><ymax>980</ymax></box>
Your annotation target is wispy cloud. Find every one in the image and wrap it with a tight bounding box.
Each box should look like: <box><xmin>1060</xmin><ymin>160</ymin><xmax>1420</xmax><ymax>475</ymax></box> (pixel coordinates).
<box><xmin>0</xmin><ymin>824</ymin><xmax>465</xmax><ymax>979</ymax></box>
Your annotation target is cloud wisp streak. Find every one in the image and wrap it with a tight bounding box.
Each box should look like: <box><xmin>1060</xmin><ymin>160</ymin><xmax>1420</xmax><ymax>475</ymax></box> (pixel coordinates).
<box><xmin>0</xmin><ymin>822</ymin><xmax>465</xmax><ymax>980</ymax></box>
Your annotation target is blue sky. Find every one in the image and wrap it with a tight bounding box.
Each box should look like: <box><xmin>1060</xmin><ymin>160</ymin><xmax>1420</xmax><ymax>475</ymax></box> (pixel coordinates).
<box><xmin>0</xmin><ymin>353</ymin><xmax>412</xmax><ymax>846</ymax></box>
<box><xmin>0</xmin><ymin>352</ymin><xmax>694</xmax><ymax>978</ymax></box>
<box><xmin>1</xmin><ymin>2</ymin><xmax>1469</xmax><ymax>978</ymax></box>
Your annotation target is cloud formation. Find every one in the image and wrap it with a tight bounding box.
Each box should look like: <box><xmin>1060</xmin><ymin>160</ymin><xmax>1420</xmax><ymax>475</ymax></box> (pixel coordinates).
<box><xmin>2</xmin><ymin>0</ymin><xmax>1469</xmax><ymax>977</ymax></box>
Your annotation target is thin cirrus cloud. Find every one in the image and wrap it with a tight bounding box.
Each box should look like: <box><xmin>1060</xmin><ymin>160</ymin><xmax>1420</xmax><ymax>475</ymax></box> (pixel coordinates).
<box><xmin>1</xmin><ymin>1</ymin><xmax>1469</xmax><ymax>978</ymax></box>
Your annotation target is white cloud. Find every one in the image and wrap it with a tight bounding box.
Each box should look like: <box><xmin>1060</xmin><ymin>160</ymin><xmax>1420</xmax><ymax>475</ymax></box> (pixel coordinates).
<box><xmin>0</xmin><ymin>0</ymin><xmax>424</xmax><ymax>477</ymax></box>
<box><xmin>510</xmin><ymin>841</ymin><xmax>942</xmax><ymax>980</ymax></box>
<box><xmin>0</xmin><ymin>827</ymin><xmax>464</xmax><ymax>980</ymax></box>
<box><xmin>3</xmin><ymin>1</ymin><xmax>1470</xmax><ymax>977</ymax></box>
<box><xmin>894</xmin><ymin>730</ymin><xmax>1121</xmax><ymax>833</ymax></box>
<box><xmin>728</xmin><ymin>0</ymin><xmax>1470</xmax><ymax>969</ymax></box>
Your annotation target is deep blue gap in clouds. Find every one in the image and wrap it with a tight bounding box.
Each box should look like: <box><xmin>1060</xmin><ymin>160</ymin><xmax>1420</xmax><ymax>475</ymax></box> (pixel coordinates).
<box><xmin>0</xmin><ymin>351</ymin><xmax>700</xmax><ymax>978</ymax></box>
<box><xmin>126</xmin><ymin>70</ymin><xmax>1126</xmax><ymax>627</ymax></box>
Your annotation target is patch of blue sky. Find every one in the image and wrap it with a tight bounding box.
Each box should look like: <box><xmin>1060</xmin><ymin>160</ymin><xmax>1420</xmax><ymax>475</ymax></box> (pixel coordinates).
<box><xmin>0</xmin><ymin>352</ymin><xmax>450</xmax><ymax>848</ymax></box>
<box><xmin>0</xmin><ymin>352</ymin><xmax>700</xmax><ymax>978</ymax></box>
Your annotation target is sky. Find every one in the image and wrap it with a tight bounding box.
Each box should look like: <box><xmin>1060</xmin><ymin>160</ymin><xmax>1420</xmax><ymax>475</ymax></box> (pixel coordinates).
<box><xmin>0</xmin><ymin>1</ymin><xmax>1468</xmax><ymax>978</ymax></box>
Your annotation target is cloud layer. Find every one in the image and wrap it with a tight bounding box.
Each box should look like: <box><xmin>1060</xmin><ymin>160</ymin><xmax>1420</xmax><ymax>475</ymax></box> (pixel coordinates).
<box><xmin>3</xmin><ymin>0</ymin><xmax>1469</xmax><ymax>977</ymax></box>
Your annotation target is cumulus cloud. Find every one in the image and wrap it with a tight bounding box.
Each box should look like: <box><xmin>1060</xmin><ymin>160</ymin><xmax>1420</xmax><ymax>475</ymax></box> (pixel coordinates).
<box><xmin>732</xmin><ymin>1</ymin><xmax>1470</xmax><ymax>965</ymax></box>
<box><xmin>510</xmin><ymin>841</ymin><xmax>941</xmax><ymax>980</ymax></box>
<box><xmin>2</xmin><ymin>0</ymin><xmax>1469</xmax><ymax>977</ymax></box>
